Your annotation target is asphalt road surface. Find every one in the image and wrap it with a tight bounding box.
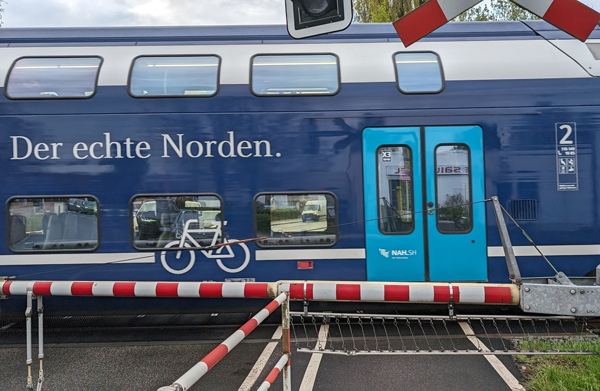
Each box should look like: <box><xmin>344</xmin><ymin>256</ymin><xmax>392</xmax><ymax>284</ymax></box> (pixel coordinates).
<box><xmin>0</xmin><ymin>313</ymin><xmax>525</xmax><ymax>391</ymax></box>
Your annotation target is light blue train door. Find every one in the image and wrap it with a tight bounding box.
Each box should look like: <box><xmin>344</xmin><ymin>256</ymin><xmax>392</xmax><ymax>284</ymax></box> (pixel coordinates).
<box><xmin>363</xmin><ymin>126</ymin><xmax>487</xmax><ymax>282</ymax></box>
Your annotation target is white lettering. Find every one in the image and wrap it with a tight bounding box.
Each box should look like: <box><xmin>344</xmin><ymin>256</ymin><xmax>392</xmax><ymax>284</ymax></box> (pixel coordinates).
<box><xmin>11</xmin><ymin>136</ymin><xmax>33</xmax><ymax>160</ymax></box>
<box><xmin>9</xmin><ymin>133</ymin><xmax>278</xmax><ymax>162</ymax></box>
<box><xmin>162</xmin><ymin>134</ymin><xmax>183</xmax><ymax>158</ymax></box>
<box><xmin>33</xmin><ymin>143</ymin><xmax>50</xmax><ymax>160</ymax></box>
<box><xmin>124</xmin><ymin>138</ymin><xmax>135</xmax><ymax>159</ymax></box>
<box><xmin>254</xmin><ymin>140</ymin><xmax>273</xmax><ymax>157</ymax></box>
<box><xmin>204</xmin><ymin>141</ymin><xmax>216</xmax><ymax>158</ymax></box>
<box><xmin>186</xmin><ymin>141</ymin><xmax>204</xmax><ymax>158</ymax></box>
<box><xmin>237</xmin><ymin>140</ymin><xmax>252</xmax><ymax>158</ymax></box>
<box><xmin>73</xmin><ymin>142</ymin><xmax>89</xmax><ymax>159</ymax></box>
<box><xmin>50</xmin><ymin>143</ymin><xmax>63</xmax><ymax>160</ymax></box>
<box><xmin>136</xmin><ymin>141</ymin><xmax>151</xmax><ymax>159</ymax></box>
<box><xmin>104</xmin><ymin>132</ymin><xmax>123</xmax><ymax>158</ymax></box>
<box><xmin>89</xmin><ymin>142</ymin><xmax>105</xmax><ymax>159</ymax></box>
<box><xmin>218</xmin><ymin>131</ymin><xmax>237</xmax><ymax>158</ymax></box>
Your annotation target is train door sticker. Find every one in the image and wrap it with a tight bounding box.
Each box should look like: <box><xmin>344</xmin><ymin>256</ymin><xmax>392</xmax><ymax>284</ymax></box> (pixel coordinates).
<box><xmin>556</xmin><ymin>122</ymin><xmax>578</xmax><ymax>191</ymax></box>
<box><xmin>160</xmin><ymin>220</ymin><xmax>250</xmax><ymax>275</ymax></box>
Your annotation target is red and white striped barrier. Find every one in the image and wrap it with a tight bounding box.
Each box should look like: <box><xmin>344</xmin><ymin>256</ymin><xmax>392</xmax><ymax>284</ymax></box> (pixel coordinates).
<box><xmin>0</xmin><ymin>280</ymin><xmax>274</xmax><ymax>299</ymax></box>
<box><xmin>393</xmin><ymin>0</ymin><xmax>482</xmax><ymax>47</ymax></box>
<box><xmin>1</xmin><ymin>280</ymin><xmax>519</xmax><ymax>305</ymax></box>
<box><xmin>394</xmin><ymin>0</ymin><xmax>600</xmax><ymax>47</ymax></box>
<box><xmin>279</xmin><ymin>282</ymin><xmax>519</xmax><ymax>305</ymax></box>
<box><xmin>257</xmin><ymin>355</ymin><xmax>290</xmax><ymax>391</ymax></box>
<box><xmin>161</xmin><ymin>292</ymin><xmax>288</xmax><ymax>391</ymax></box>
<box><xmin>511</xmin><ymin>0</ymin><xmax>600</xmax><ymax>42</ymax></box>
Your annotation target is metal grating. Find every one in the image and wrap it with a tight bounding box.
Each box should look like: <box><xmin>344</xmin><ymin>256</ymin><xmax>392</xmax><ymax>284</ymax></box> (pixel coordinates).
<box><xmin>290</xmin><ymin>313</ymin><xmax>598</xmax><ymax>356</ymax></box>
<box><xmin>509</xmin><ymin>199</ymin><xmax>538</xmax><ymax>221</ymax></box>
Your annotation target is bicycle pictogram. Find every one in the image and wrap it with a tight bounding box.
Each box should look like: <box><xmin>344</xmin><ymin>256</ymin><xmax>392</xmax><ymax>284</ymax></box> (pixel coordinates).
<box><xmin>160</xmin><ymin>220</ymin><xmax>250</xmax><ymax>274</ymax></box>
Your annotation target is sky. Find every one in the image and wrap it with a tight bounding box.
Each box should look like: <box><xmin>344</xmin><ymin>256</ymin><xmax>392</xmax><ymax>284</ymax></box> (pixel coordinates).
<box><xmin>2</xmin><ymin>0</ymin><xmax>600</xmax><ymax>28</ymax></box>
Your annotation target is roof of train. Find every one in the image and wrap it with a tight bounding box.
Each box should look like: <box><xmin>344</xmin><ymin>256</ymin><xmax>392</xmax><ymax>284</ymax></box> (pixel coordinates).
<box><xmin>1</xmin><ymin>21</ymin><xmax>599</xmax><ymax>46</ymax></box>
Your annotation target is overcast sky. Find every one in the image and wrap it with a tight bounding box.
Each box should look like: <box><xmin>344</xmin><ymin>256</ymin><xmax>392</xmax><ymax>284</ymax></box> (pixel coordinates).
<box><xmin>2</xmin><ymin>0</ymin><xmax>600</xmax><ymax>28</ymax></box>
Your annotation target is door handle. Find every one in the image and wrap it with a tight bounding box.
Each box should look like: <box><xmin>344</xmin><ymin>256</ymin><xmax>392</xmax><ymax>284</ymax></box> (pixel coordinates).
<box><xmin>427</xmin><ymin>201</ymin><xmax>435</xmax><ymax>215</ymax></box>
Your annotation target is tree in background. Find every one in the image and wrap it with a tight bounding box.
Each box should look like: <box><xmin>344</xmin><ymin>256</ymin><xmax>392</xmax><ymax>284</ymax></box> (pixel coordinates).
<box><xmin>354</xmin><ymin>0</ymin><xmax>538</xmax><ymax>22</ymax></box>
<box><xmin>354</xmin><ymin>0</ymin><xmax>427</xmax><ymax>23</ymax></box>
<box><xmin>455</xmin><ymin>0</ymin><xmax>539</xmax><ymax>21</ymax></box>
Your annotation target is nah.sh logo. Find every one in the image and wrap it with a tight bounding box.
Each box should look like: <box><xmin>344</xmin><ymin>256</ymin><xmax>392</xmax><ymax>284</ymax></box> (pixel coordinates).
<box><xmin>391</xmin><ymin>250</ymin><xmax>417</xmax><ymax>256</ymax></box>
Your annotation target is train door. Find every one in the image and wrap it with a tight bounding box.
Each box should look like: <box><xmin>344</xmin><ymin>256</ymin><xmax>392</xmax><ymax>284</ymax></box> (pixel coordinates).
<box><xmin>363</xmin><ymin>126</ymin><xmax>487</xmax><ymax>282</ymax></box>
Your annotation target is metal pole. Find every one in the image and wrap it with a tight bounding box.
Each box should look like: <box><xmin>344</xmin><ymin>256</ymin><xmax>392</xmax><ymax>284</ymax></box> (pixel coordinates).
<box><xmin>491</xmin><ymin>196</ymin><xmax>522</xmax><ymax>284</ymax></box>
<box><xmin>282</xmin><ymin>291</ymin><xmax>291</xmax><ymax>391</ymax></box>
<box><xmin>25</xmin><ymin>285</ymin><xmax>33</xmax><ymax>390</ymax></box>
<box><xmin>36</xmin><ymin>295</ymin><xmax>44</xmax><ymax>391</ymax></box>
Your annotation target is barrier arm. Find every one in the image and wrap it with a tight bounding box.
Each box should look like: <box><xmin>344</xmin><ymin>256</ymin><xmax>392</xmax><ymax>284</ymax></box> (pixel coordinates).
<box><xmin>158</xmin><ymin>292</ymin><xmax>288</xmax><ymax>391</ymax></box>
<box><xmin>257</xmin><ymin>354</ymin><xmax>290</xmax><ymax>391</ymax></box>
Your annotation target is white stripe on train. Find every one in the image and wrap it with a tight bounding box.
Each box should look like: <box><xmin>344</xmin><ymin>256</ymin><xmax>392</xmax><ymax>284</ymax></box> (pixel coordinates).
<box><xmin>0</xmin><ymin>245</ymin><xmax>598</xmax><ymax>266</ymax></box>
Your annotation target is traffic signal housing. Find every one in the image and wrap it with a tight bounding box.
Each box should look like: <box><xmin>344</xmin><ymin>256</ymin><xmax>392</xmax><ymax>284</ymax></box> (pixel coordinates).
<box><xmin>285</xmin><ymin>0</ymin><xmax>353</xmax><ymax>39</ymax></box>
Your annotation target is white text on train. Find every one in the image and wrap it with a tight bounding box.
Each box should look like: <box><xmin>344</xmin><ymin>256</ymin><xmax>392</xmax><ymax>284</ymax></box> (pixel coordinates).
<box><xmin>10</xmin><ymin>132</ymin><xmax>278</xmax><ymax>160</ymax></box>
<box><xmin>161</xmin><ymin>132</ymin><xmax>274</xmax><ymax>158</ymax></box>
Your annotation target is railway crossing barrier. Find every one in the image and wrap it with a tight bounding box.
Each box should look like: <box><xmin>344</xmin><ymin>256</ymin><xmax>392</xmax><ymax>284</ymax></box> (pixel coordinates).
<box><xmin>157</xmin><ymin>291</ymin><xmax>291</xmax><ymax>391</ymax></box>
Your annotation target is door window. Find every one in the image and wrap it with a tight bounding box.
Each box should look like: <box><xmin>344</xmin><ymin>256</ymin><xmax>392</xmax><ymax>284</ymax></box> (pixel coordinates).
<box><xmin>435</xmin><ymin>144</ymin><xmax>472</xmax><ymax>233</ymax></box>
<box><xmin>377</xmin><ymin>146</ymin><xmax>414</xmax><ymax>234</ymax></box>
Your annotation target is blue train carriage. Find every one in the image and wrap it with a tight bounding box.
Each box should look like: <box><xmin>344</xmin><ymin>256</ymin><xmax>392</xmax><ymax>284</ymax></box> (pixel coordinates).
<box><xmin>1</xmin><ymin>21</ymin><xmax>600</xmax><ymax>314</ymax></box>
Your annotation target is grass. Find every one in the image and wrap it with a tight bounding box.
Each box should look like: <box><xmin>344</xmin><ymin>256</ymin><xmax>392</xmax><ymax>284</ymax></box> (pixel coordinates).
<box><xmin>514</xmin><ymin>338</ymin><xmax>600</xmax><ymax>391</ymax></box>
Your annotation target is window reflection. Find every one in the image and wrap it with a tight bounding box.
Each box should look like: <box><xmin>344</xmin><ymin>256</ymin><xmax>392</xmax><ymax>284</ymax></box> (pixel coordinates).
<box><xmin>6</xmin><ymin>57</ymin><xmax>101</xmax><ymax>99</ymax></box>
<box><xmin>435</xmin><ymin>144</ymin><xmax>472</xmax><ymax>233</ymax></box>
<box><xmin>132</xmin><ymin>195</ymin><xmax>222</xmax><ymax>249</ymax></box>
<box><xmin>8</xmin><ymin>197</ymin><xmax>99</xmax><ymax>251</ymax></box>
<box><xmin>129</xmin><ymin>56</ymin><xmax>219</xmax><ymax>97</ymax></box>
<box><xmin>251</xmin><ymin>54</ymin><xmax>339</xmax><ymax>96</ymax></box>
<box><xmin>254</xmin><ymin>193</ymin><xmax>337</xmax><ymax>247</ymax></box>
<box><xmin>394</xmin><ymin>52</ymin><xmax>443</xmax><ymax>93</ymax></box>
<box><xmin>377</xmin><ymin>146</ymin><xmax>414</xmax><ymax>234</ymax></box>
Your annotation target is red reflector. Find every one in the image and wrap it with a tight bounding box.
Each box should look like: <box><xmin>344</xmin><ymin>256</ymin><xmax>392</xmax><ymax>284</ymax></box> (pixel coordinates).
<box><xmin>297</xmin><ymin>261</ymin><xmax>313</xmax><ymax>269</ymax></box>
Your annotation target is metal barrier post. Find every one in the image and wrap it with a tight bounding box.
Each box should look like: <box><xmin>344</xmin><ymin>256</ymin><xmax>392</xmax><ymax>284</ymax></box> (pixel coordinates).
<box><xmin>491</xmin><ymin>196</ymin><xmax>522</xmax><ymax>284</ymax></box>
<box><xmin>25</xmin><ymin>284</ymin><xmax>33</xmax><ymax>390</ymax></box>
<box><xmin>36</xmin><ymin>295</ymin><xmax>44</xmax><ymax>391</ymax></box>
<box><xmin>282</xmin><ymin>291</ymin><xmax>291</xmax><ymax>391</ymax></box>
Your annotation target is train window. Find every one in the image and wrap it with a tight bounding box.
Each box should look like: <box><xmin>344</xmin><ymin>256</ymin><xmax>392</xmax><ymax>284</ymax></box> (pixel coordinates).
<box><xmin>131</xmin><ymin>194</ymin><xmax>222</xmax><ymax>250</ymax></box>
<box><xmin>254</xmin><ymin>193</ymin><xmax>338</xmax><ymax>247</ymax></box>
<box><xmin>7</xmin><ymin>196</ymin><xmax>99</xmax><ymax>252</ymax></box>
<box><xmin>394</xmin><ymin>52</ymin><xmax>444</xmax><ymax>94</ymax></box>
<box><xmin>129</xmin><ymin>56</ymin><xmax>220</xmax><ymax>97</ymax></box>
<box><xmin>376</xmin><ymin>146</ymin><xmax>414</xmax><ymax>234</ymax></box>
<box><xmin>251</xmin><ymin>54</ymin><xmax>340</xmax><ymax>96</ymax></box>
<box><xmin>6</xmin><ymin>57</ymin><xmax>102</xmax><ymax>99</ymax></box>
<box><xmin>435</xmin><ymin>144</ymin><xmax>473</xmax><ymax>233</ymax></box>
